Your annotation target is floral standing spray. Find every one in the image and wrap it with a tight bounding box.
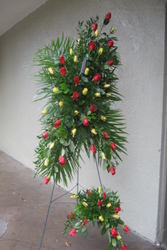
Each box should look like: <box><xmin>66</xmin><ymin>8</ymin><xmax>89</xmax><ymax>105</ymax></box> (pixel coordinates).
<box><xmin>33</xmin><ymin>11</ymin><xmax>129</xmax><ymax>250</ymax></box>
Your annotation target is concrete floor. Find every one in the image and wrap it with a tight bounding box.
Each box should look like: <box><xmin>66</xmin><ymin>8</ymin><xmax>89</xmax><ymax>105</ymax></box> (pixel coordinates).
<box><xmin>0</xmin><ymin>151</ymin><xmax>166</xmax><ymax>250</ymax></box>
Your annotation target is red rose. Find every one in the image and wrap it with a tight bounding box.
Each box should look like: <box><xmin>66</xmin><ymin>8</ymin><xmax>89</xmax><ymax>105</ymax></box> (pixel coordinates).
<box><xmin>110</xmin><ymin>142</ymin><xmax>117</xmax><ymax>150</ymax></box>
<box><xmin>89</xmin><ymin>41</ymin><xmax>96</xmax><ymax>51</ymax></box>
<box><xmin>43</xmin><ymin>131</ymin><xmax>49</xmax><ymax>139</ymax></box>
<box><xmin>93</xmin><ymin>73</ymin><xmax>101</xmax><ymax>82</ymax></box>
<box><xmin>59</xmin><ymin>66</ymin><xmax>66</xmax><ymax>76</ymax></box>
<box><xmin>87</xmin><ymin>189</ymin><xmax>92</xmax><ymax>196</ymax></box>
<box><xmin>54</xmin><ymin>119</ymin><xmax>61</xmax><ymax>128</ymax></box>
<box><xmin>103</xmin><ymin>192</ymin><xmax>106</xmax><ymax>200</ymax></box>
<box><xmin>122</xmin><ymin>243</ymin><xmax>127</xmax><ymax>250</ymax></box>
<box><xmin>108</xmin><ymin>59</ymin><xmax>114</xmax><ymax>66</ymax></box>
<box><xmin>84</xmin><ymin>218</ymin><xmax>87</xmax><ymax>225</ymax></box>
<box><xmin>109</xmin><ymin>166</ymin><xmax>115</xmax><ymax>175</ymax></box>
<box><xmin>105</xmin><ymin>12</ymin><xmax>111</xmax><ymax>20</ymax></box>
<box><xmin>73</xmin><ymin>76</ymin><xmax>80</xmax><ymax>85</ymax></box>
<box><xmin>107</xmin><ymin>40</ymin><xmax>114</xmax><ymax>47</ymax></box>
<box><xmin>68</xmin><ymin>212</ymin><xmax>75</xmax><ymax>220</ymax></box>
<box><xmin>44</xmin><ymin>176</ymin><xmax>50</xmax><ymax>184</ymax></box>
<box><xmin>97</xmin><ymin>200</ymin><xmax>103</xmax><ymax>206</ymax></box>
<box><xmin>83</xmin><ymin>117</ymin><xmax>89</xmax><ymax>126</ymax></box>
<box><xmin>110</xmin><ymin>228</ymin><xmax>118</xmax><ymax>238</ymax></box>
<box><xmin>59</xmin><ymin>155</ymin><xmax>66</xmax><ymax>166</ymax></box>
<box><xmin>69</xmin><ymin>229</ymin><xmax>76</xmax><ymax>237</ymax></box>
<box><xmin>90</xmin><ymin>145</ymin><xmax>96</xmax><ymax>154</ymax></box>
<box><xmin>124</xmin><ymin>225</ymin><xmax>130</xmax><ymax>233</ymax></box>
<box><xmin>103</xmin><ymin>131</ymin><xmax>109</xmax><ymax>140</ymax></box>
<box><xmin>72</xmin><ymin>91</ymin><xmax>79</xmax><ymax>100</ymax></box>
<box><xmin>92</xmin><ymin>23</ymin><xmax>98</xmax><ymax>31</ymax></box>
<box><xmin>114</xmin><ymin>206</ymin><xmax>121</xmax><ymax>213</ymax></box>
<box><xmin>90</xmin><ymin>104</ymin><xmax>97</xmax><ymax>113</ymax></box>
<box><xmin>59</xmin><ymin>55</ymin><xmax>65</xmax><ymax>64</ymax></box>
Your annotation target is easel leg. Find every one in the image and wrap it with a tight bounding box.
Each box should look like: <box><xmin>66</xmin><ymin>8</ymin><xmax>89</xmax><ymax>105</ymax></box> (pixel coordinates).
<box><xmin>39</xmin><ymin>181</ymin><xmax>56</xmax><ymax>250</ymax></box>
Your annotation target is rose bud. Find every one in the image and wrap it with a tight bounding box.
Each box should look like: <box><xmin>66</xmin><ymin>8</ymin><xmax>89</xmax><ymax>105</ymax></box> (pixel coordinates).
<box><xmin>98</xmin><ymin>47</ymin><xmax>103</xmax><ymax>55</ymax></box>
<box><xmin>99</xmin><ymin>215</ymin><xmax>104</xmax><ymax>222</ymax></box>
<box><xmin>92</xmin><ymin>23</ymin><xmax>98</xmax><ymax>31</ymax></box>
<box><xmin>90</xmin><ymin>104</ymin><xmax>97</xmax><ymax>113</ymax></box>
<box><xmin>59</xmin><ymin>101</ymin><xmax>63</xmax><ymax>107</ymax></box>
<box><xmin>90</xmin><ymin>145</ymin><xmax>96</xmax><ymax>154</ymax></box>
<box><xmin>108</xmin><ymin>59</ymin><xmax>114</xmax><ymax>66</ymax></box>
<box><xmin>121</xmin><ymin>243</ymin><xmax>127</xmax><ymax>250</ymax></box>
<box><xmin>93</xmin><ymin>73</ymin><xmax>101</xmax><ymax>82</ymax></box>
<box><xmin>73</xmin><ymin>76</ymin><xmax>80</xmax><ymax>85</ymax></box>
<box><xmin>59</xmin><ymin>155</ymin><xmax>66</xmax><ymax>166</ymax></box>
<box><xmin>110</xmin><ymin>26</ymin><xmax>115</xmax><ymax>34</ymax></box>
<box><xmin>95</xmin><ymin>29</ymin><xmax>99</xmax><ymax>37</ymax></box>
<box><xmin>71</xmin><ymin>128</ymin><xmax>77</xmax><ymax>137</ymax></box>
<box><xmin>53</xmin><ymin>87</ymin><xmax>59</xmax><ymax>93</ymax></box>
<box><xmin>103</xmin><ymin>131</ymin><xmax>109</xmax><ymax>140</ymax></box>
<box><xmin>105</xmin><ymin>12</ymin><xmax>111</xmax><ymax>20</ymax></box>
<box><xmin>83</xmin><ymin>218</ymin><xmax>87</xmax><ymax>225</ymax></box>
<box><xmin>97</xmin><ymin>199</ymin><xmax>103</xmax><ymax>206</ymax></box>
<box><xmin>95</xmin><ymin>92</ymin><xmax>101</xmax><ymax>97</ymax></box>
<box><xmin>70</xmin><ymin>48</ymin><xmax>73</xmax><ymax>55</ymax></box>
<box><xmin>48</xmin><ymin>67</ymin><xmax>54</xmax><ymax>75</ymax></box>
<box><xmin>114</xmin><ymin>206</ymin><xmax>121</xmax><ymax>213</ymax></box>
<box><xmin>59</xmin><ymin>66</ymin><xmax>66</xmax><ymax>76</ymax></box>
<box><xmin>110</xmin><ymin>228</ymin><xmax>118</xmax><ymax>238</ymax></box>
<box><xmin>84</xmin><ymin>67</ymin><xmax>89</xmax><ymax>75</ymax></box>
<box><xmin>43</xmin><ymin>131</ymin><xmax>49</xmax><ymax>139</ymax></box>
<box><xmin>54</xmin><ymin>119</ymin><xmax>61</xmax><ymax>128</ymax></box>
<box><xmin>110</xmin><ymin>142</ymin><xmax>117</xmax><ymax>150</ymax></box>
<box><xmin>101</xmin><ymin>116</ymin><xmax>107</xmax><ymax>121</ymax></box>
<box><xmin>74</xmin><ymin>55</ymin><xmax>78</xmax><ymax>63</ymax></box>
<box><xmin>109</xmin><ymin>166</ymin><xmax>115</xmax><ymax>175</ymax></box>
<box><xmin>107</xmin><ymin>40</ymin><xmax>114</xmax><ymax>47</ymax></box>
<box><xmin>89</xmin><ymin>41</ymin><xmax>96</xmax><ymax>51</ymax></box>
<box><xmin>124</xmin><ymin>225</ymin><xmax>130</xmax><ymax>233</ymax></box>
<box><xmin>69</xmin><ymin>229</ymin><xmax>76</xmax><ymax>237</ymax></box>
<box><xmin>103</xmin><ymin>192</ymin><xmax>106</xmax><ymax>200</ymax></box>
<box><xmin>42</xmin><ymin>108</ymin><xmax>48</xmax><ymax>114</ymax></box>
<box><xmin>44</xmin><ymin>158</ymin><xmax>49</xmax><ymax>167</ymax></box>
<box><xmin>44</xmin><ymin>176</ymin><xmax>50</xmax><ymax>184</ymax></box>
<box><xmin>72</xmin><ymin>91</ymin><xmax>79</xmax><ymax>100</ymax></box>
<box><xmin>59</xmin><ymin>55</ymin><xmax>65</xmax><ymax>64</ymax></box>
<box><xmin>82</xmin><ymin>88</ymin><xmax>88</xmax><ymax>95</ymax></box>
<box><xmin>83</xmin><ymin>117</ymin><xmax>89</xmax><ymax>126</ymax></box>
<box><xmin>87</xmin><ymin>189</ymin><xmax>92</xmax><ymax>196</ymax></box>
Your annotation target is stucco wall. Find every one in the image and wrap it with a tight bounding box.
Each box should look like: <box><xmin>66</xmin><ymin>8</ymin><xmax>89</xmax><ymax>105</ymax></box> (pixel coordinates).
<box><xmin>0</xmin><ymin>0</ymin><xmax>165</xmax><ymax>242</ymax></box>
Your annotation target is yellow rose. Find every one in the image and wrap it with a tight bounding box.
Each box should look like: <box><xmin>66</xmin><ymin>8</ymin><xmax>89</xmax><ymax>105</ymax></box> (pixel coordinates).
<box><xmin>78</xmin><ymin>38</ymin><xmax>81</xmax><ymax>44</ymax></box>
<box><xmin>98</xmin><ymin>186</ymin><xmax>101</xmax><ymax>194</ymax></box>
<box><xmin>106</xmin><ymin>203</ymin><xmax>111</xmax><ymax>208</ymax></box>
<box><xmin>72</xmin><ymin>128</ymin><xmax>77</xmax><ymax>137</ymax></box>
<box><xmin>59</xmin><ymin>101</ymin><xmax>63</xmax><ymax>107</ymax></box>
<box><xmin>117</xmin><ymin>234</ymin><xmax>122</xmax><ymax>240</ymax></box>
<box><xmin>74</xmin><ymin>110</ymin><xmax>79</xmax><ymax>115</ymax></box>
<box><xmin>113</xmin><ymin>214</ymin><xmax>120</xmax><ymax>219</ymax></box>
<box><xmin>106</xmin><ymin>93</ymin><xmax>111</xmax><ymax>97</ymax></box>
<box><xmin>82</xmin><ymin>201</ymin><xmax>88</xmax><ymax>207</ymax></box>
<box><xmin>70</xmin><ymin>48</ymin><xmax>73</xmax><ymax>55</ymax></box>
<box><xmin>48</xmin><ymin>67</ymin><xmax>54</xmax><ymax>75</ymax></box>
<box><xmin>91</xmin><ymin>129</ymin><xmax>97</xmax><ymax>135</ymax></box>
<box><xmin>95</xmin><ymin>92</ymin><xmax>101</xmax><ymax>97</ymax></box>
<box><xmin>74</xmin><ymin>55</ymin><xmax>78</xmax><ymax>63</ymax></box>
<box><xmin>99</xmin><ymin>215</ymin><xmax>104</xmax><ymax>222</ymax></box>
<box><xmin>44</xmin><ymin>158</ymin><xmax>49</xmax><ymax>167</ymax></box>
<box><xmin>70</xmin><ymin>194</ymin><xmax>77</xmax><ymax>199</ymax></box>
<box><xmin>110</xmin><ymin>26</ymin><xmax>115</xmax><ymax>34</ymax></box>
<box><xmin>42</xmin><ymin>108</ymin><xmax>48</xmax><ymax>114</ymax></box>
<box><xmin>101</xmin><ymin>116</ymin><xmax>107</xmax><ymax>121</ymax></box>
<box><xmin>82</xmin><ymin>88</ymin><xmax>88</xmax><ymax>95</ymax></box>
<box><xmin>53</xmin><ymin>87</ymin><xmax>59</xmax><ymax>93</ymax></box>
<box><xmin>101</xmin><ymin>152</ymin><xmax>106</xmax><ymax>160</ymax></box>
<box><xmin>84</xmin><ymin>67</ymin><xmax>89</xmax><ymax>75</ymax></box>
<box><xmin>98</xmin><ymin>48</ymin><xmax>103</xmax><ymax>55</ymax></box>
<box><xmin>49</xmin><ymin>142</ymin><xmax>55</xmax><ymax>150</ymax></box>
<box><xmin>104</xmin><ymin>84</ymin><xmax>110</xmax><ymax>88</ymax></box>
<box><xmin>95</xmin><ymin>29</ymin><xmax>99</xmax><ymax>37</ymax></box>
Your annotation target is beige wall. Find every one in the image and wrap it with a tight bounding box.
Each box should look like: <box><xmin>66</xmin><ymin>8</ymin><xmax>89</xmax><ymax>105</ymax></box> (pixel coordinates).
<box><xmin>0</xmin><ymin>0</ymin><xmax>166</xmax><ymax>243</ymax></box>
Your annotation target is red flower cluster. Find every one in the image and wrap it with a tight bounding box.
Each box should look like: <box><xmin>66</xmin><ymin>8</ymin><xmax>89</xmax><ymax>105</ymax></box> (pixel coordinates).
<box><xmin>114</xmin><ymin>206</ymin><xmax>121</xmax><ymax>213</ymax></box>
<box><xmin>89</xmin><ymin>41</ymin><xmax>96</xmax><ymax>51</ymax></box>
<box><xmin>90</xmin><ymin>145</ymin><xmax>96</xmax><ymax>154</ymax></box>
<box><xmin>59</xmin><ymin>66</ymin><xmax>66</xmax><ymax>76</ymax></box>
<box><xmin>73</xmin><ymin>76</ymin><xmax>80</xmax><ymax>85</ymax></box>
<box><xmin>90</xmin><ymin>104</ymin><xmax>97</xmax><ymax>113</ymax></box>
<box><xmin>97</xmin><ymin>199</ymin><xmax>103</xmax><ymax>207</ymax></box>
<box><xmin>93</xmin><ymin>73</ymin><xmax>101</xmax><ymax>82</ymax></box>
<box><xmin>73</xmin><ymin>91</ymin><xmax>79</xmax><ymax>100</ymax></box>
<box><xmin>59</xmin><ymin>55</ymin><xmax>65</xmax><ymax>64</ymax></box>
<box><xmin>59</xmin><ymin>155</ymin><xmax>66</xmax><ymax>166</ymax></box>
<box><xmin>110</xmin><ymin>227</ymin><xmax>118</xmax><ymax>238</ymax></box>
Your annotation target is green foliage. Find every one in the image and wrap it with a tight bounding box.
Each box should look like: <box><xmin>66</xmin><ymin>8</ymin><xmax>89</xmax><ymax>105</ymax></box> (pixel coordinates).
<box><xmin>33</xmin><ymin>13</ymin><xmax>127</xmax><ymax>186</ymax></box>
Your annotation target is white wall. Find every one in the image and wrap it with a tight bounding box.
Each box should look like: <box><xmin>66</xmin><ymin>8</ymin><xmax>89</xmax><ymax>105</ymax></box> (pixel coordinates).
<box><xmin>0</xmin><ymin>0</ymin><xmax>166</xmax><ymax>243</ymax></box>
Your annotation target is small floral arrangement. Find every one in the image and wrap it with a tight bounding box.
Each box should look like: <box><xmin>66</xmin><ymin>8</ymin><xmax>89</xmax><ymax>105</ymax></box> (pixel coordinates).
<box><xmin>33</xmin><ymin>11</ymin><xmax>127</xmax><ymax>186</ymax></box>
<box><xmin>63</xmin><ymin>187</ymin><xmax>130</xmax><ymax>250</ymax></box>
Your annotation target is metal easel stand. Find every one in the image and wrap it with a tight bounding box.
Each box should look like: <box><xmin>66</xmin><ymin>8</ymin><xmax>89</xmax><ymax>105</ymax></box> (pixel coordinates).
<box><xmin>39</xmin><ymin>156</ymin><xmax>103</xmax><ymax>250</ymax></box>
